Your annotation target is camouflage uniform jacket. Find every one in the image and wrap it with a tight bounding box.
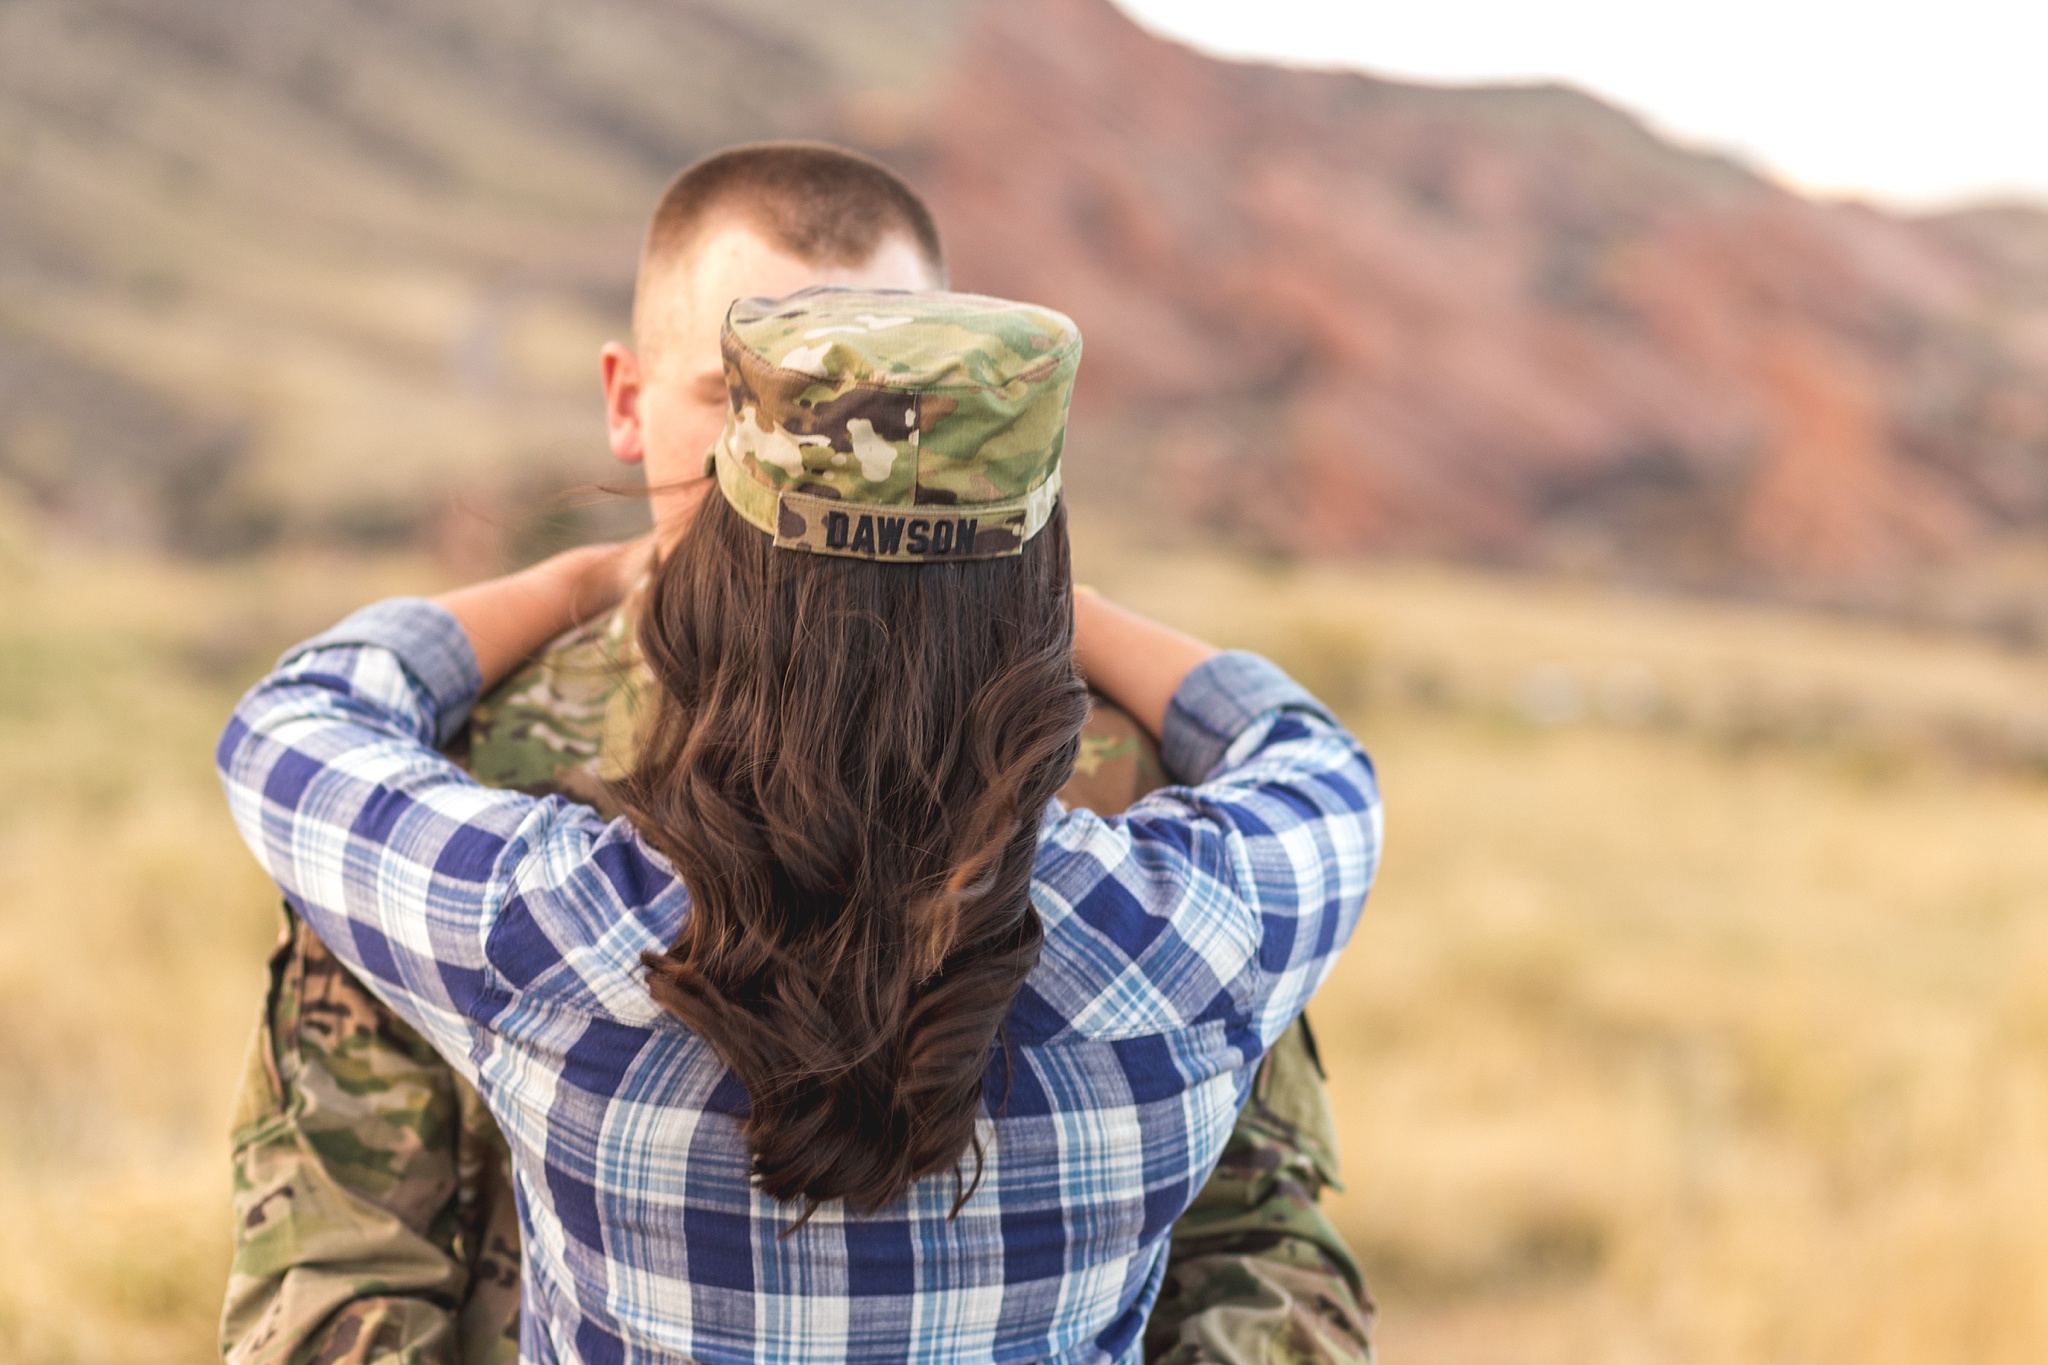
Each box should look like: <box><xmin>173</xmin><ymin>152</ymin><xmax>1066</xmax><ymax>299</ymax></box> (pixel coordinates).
<box><xmin>223</xmin><ymin>600</ymin><xmax>1372</xmax><ymax>1365</ymax></box>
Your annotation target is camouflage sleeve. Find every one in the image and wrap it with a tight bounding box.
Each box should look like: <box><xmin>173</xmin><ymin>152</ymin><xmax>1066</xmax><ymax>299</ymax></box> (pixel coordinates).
<box><xmin>1147</xmin><ymin>1017</ymin><xmax>1375</xmax><ymax>1365</ymax></box>
<box><xmin>222</xmin><ymin>907</ymin><xmax>519</xmax><ymax>1365</ymax></box>
<box><xmin>1062</xmin><ymin>698</ymin><xmax>1374</xmax><ymax>1365</ymax></box>
<box><xmin>220</xmin><ymin>615</ymin><xmax>628</xmax><ymax>1365</ymax></box>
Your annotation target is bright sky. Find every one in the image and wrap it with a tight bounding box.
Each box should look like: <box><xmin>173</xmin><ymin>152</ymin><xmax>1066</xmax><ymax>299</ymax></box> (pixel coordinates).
<box><xmin>1114</xmin><ymin>0</ymin><xmax>2048</xmax><ymax>210</ymax></box>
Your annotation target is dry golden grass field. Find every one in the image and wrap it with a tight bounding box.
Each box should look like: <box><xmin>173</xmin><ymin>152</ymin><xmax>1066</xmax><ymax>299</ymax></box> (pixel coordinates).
<box><xmin>3</xmin><ymin>511</ymin><xmax>2047</xmax><ymax>1363</ymax></box>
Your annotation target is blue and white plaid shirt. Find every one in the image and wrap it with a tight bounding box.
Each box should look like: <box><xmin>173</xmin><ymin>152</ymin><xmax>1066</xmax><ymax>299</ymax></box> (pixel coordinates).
<box><xmin>217</xmin><ymin>598</ymin><xmax>1381</xmax><ymax>1365</ymax></box>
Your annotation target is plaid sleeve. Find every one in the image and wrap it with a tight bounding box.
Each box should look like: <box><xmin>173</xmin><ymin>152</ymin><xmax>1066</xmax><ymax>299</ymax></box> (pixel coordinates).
<box><xmin>1035</xmin><ymin>651</ymin><xmax>1380</xmax><ymax>1052</ymax></box>
<box><xmin>214</xmin><ymin>597</ymin><xmax>657</xmax><ymax>1067</ymax></box>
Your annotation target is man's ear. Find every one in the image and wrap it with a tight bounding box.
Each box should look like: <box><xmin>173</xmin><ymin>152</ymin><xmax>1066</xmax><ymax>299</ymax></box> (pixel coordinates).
<box><xmin>601</xmin><ymin>342</ymin><xmax>645</xmax><ymax>466</ymax></box>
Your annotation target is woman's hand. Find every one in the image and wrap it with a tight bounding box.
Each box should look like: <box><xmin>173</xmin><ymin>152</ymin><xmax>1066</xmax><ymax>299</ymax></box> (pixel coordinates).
<box><xmin>592</xmin><ymin>531</ymin><xmax>661</xmax><ymax>607</ymax></box>
<box><xmin>1071</xmin><ymin>588</ymin><xmax>1219</xmax><ymax>742</ymax></box>
<box><xmin>433</xmin><ymin>533</ymin><xmax>658</xmax><ymax>691</ymax></box>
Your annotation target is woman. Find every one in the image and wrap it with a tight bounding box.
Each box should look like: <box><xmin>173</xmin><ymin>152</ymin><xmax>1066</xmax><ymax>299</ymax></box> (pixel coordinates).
<box><xmin>219</xmin><ymin>287</ymin><xmax>1381</xmax><ymax>1363</ymax></box>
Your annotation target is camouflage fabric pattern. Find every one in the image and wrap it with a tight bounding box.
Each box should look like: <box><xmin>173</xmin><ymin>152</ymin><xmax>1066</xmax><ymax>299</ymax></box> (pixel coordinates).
<box><xmin>1146</xmin><ymin>1018</ymin><xmax>1376</xmax><ymax>1365</ymax></box>
<box><xmin>225</xmin><ymin>596</ymin><xmax>1371</xmax><ymax>1365</ymax></box>
<box><xmin>713</xmin><ymin>286</ymin><xmax>1077</xmax><ymax>561</ymax></box>
<box><xmin>461</xmin><ymin>601</ymin><xmax>645</xmax><ymax>818</ymax></box>
<box><xmin>224</xmin><ymin>907</ymin><xmax>522</xmax><ymax>1365</ymax></box>
<box><xmin>1061</xmin><ymin>693</ymin><xmax>1168</xmax><ymax>815</ymax></box>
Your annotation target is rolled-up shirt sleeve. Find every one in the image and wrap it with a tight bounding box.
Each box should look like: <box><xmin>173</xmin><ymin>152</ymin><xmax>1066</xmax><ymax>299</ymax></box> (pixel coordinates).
<box><xmin>215</xmin><ymin>597</ymin><xmax>641</xmax><ymax>1066</ymax></box>
<box><xmin>1037</xmin><ymin>650</ymin><xmax>1381</xmax><ymax>1053</ymax></box>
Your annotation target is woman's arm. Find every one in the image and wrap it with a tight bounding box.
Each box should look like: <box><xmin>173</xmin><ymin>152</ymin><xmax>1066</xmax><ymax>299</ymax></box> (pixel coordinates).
<box><xmin>433</xmin><ymin>536</ymin><xmax>654</xmax><ymax>692</ymax></box>
<box><xmin>1037</xmin><ymin>642</ymin><xmax>1381</xmax><ymax>1050</ymax></box>
<box><xmin>1070</xmin><ymin>590</ymin><xmax>1219</xmax><ymax>743</ymax></box>
<box><xmin>216</xmin><ymin>595</ymin><xmax>682</xmax><ymax>1061</ymax></box>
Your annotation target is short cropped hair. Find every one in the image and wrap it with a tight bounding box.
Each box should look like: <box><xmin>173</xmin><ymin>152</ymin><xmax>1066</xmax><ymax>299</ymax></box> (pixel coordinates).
<box><xmin>636</xmin><ymin>142</ymin><xmax>946</xmax><ymax>331</ymax></box>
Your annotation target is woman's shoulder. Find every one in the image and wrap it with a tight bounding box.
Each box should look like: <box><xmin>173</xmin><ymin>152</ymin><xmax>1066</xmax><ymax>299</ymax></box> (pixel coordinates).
<box><xmin>481</xmin><ymin>800</ymin><xmax>690</xmax><ymax>1014</ymax></box>
<box><xmin>1016</xmin><ymin>805</ymin><xmax>1261</xmax><ymax>1045</ymax></box>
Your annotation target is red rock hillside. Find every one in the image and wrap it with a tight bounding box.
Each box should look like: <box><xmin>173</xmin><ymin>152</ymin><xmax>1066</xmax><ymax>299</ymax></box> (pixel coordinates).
<box><xmin>885</xmin><ymin>0</ymin><xmax>2048</xmax><ymax>594</ymax></box>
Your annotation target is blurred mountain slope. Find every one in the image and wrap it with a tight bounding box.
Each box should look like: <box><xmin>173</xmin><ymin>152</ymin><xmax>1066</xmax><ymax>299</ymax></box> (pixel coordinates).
<box><xmin>908</xmin><ymin>0</ymin><xmax>2048</xmax><ymax>611</ymax></box>
<box><xmin>4</xmin><ymin>0</ymin><xmax>2046</xmax><ymax>628</ymax></box>
<box><xmin>0</xmin><ymin>0</ymin><xmax>975</xmax><ymax>549</ymax></box>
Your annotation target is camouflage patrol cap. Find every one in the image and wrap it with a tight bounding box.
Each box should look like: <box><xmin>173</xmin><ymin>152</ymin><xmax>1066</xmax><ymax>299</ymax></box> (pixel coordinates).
<box><xmin>709</xmin><ymin>286</ymin><xmax>1080</xmax><ymax>562</ymax></box>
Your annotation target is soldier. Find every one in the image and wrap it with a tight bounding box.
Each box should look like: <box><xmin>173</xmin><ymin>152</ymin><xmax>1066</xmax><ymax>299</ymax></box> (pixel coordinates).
<box><xmin>222</xmin><ymin>143</ymin><xmax>1372</xmax><ymax>1365</ymax></box>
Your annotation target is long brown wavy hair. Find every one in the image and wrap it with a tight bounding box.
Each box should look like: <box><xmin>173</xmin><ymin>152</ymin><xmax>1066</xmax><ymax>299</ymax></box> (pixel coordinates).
<box><xmin>616</xmin><ymin>490</ymin><xmax>1087</xmax><ymax>1216</ymax></box>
